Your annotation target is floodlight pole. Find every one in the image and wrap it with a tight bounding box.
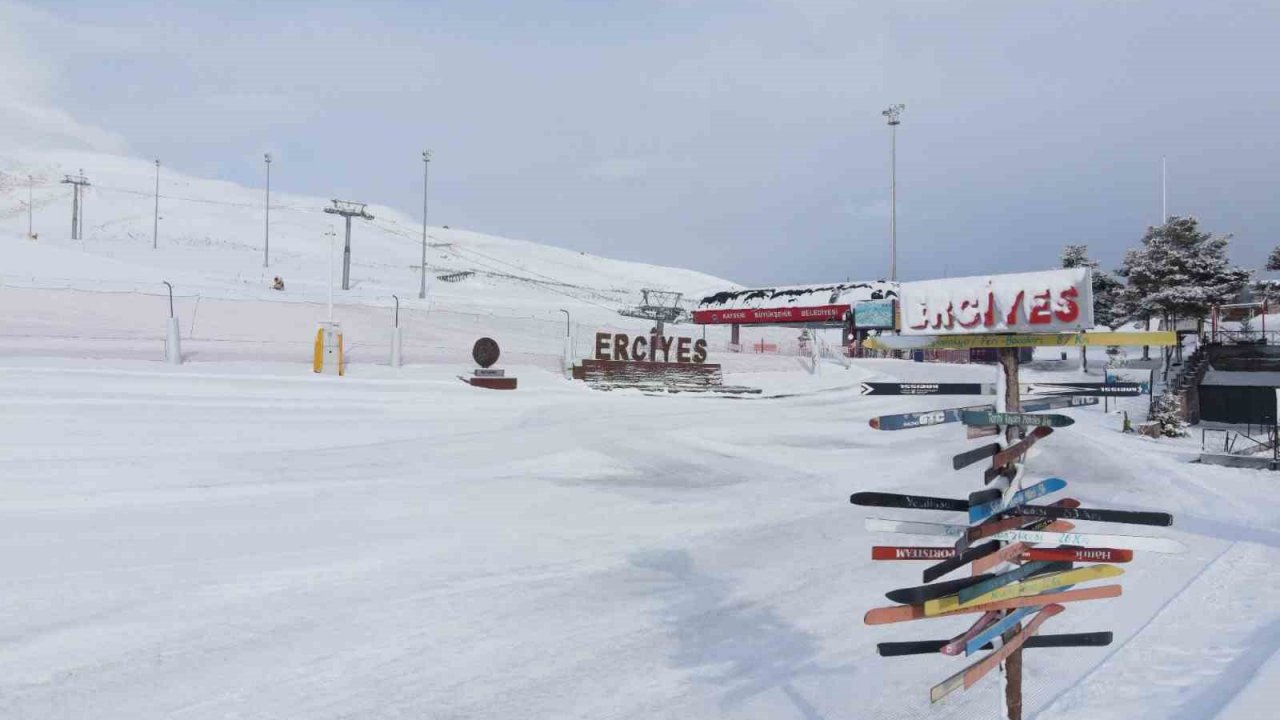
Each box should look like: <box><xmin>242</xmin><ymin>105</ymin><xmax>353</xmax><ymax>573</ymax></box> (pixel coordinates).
<box><xmin>325</xmin><ymin>225</ymin><xmax>336</xmax><ymax>321</ymax></box>
<box><xmin>264</xmin><ymin>153</ymin><xmax>272</xmax><ymax>267</ymax></box>
<box><xmin>420</xmin><ymin>149</ymin><xmax>431</xmax><ymax>299</ymax></box>
<box><xmin>882</xmin><ymin>104</ymin><xmax>904</xmax><ymax>281</ymax></box>
<box><xmin>153</xmin><ymin>159</ymin><xmax>160</xmax><ymax>249</ymax></box>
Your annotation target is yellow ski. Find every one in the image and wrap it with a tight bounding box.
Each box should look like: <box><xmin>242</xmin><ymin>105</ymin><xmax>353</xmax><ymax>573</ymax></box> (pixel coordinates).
<box><xmin>924</xmin><ymin>564</ymin><xmax>1123</xmax><ymax>616</ymax></box>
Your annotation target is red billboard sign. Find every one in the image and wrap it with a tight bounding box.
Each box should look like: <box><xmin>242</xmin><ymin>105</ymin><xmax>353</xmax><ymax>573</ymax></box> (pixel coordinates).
<box><xmin>692</xmin><ymin>304</ymin><xmax>848</xmax><ymax>325</ymax></box>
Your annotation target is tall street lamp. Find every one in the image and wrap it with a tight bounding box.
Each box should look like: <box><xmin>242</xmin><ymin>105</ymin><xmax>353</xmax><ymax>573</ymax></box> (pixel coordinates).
<box><xmin>153</xmin><ymin>159</ymin><xmax>160</xmax><ymax>249</ymax></box>
<box><xmin>882</xmin><ymin>104</ymin><xmax>904</xmax><ymax>281</ymax></box>
<box><xmin>264</xmin><ymin>153</ymin><xmax>272</xmax><ymax>267</ymax></box>
<box><xmin>420</xmin><ymin>149</ymin><xmax>431</xmax><ymax>299</ymax></box>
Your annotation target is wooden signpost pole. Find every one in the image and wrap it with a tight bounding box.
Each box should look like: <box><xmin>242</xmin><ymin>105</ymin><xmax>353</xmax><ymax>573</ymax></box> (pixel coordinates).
<box><xmin>998</xmin><ymin>346</ymin><xmax>1024</xmax><ymax>720</ymax></box>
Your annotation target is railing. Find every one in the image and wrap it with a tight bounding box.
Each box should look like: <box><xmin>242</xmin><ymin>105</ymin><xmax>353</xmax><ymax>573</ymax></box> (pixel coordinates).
<box><xmin>1207</xmin><ymin>330</ymin><xmax>1280</xmax><ymax>346</ymax></box>
<box><xmin>1201</xmin><ymin>426</ymin><xmax>1279</xmax><ymax>459</ymax></box>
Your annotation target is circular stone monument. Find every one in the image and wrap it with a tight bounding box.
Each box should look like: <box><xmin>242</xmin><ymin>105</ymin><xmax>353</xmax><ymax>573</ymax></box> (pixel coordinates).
<box><xmin>472</xmin><ymin>337</ymin><xmax>500</xmax><ymax>368</ymax></box>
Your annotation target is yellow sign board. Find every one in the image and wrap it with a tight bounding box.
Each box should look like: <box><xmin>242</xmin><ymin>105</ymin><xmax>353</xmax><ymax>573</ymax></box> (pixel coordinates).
<box><xmin>863</xmin><ymin>331</ymin><xmax>1178</xmax><ymax>350</ymax></box>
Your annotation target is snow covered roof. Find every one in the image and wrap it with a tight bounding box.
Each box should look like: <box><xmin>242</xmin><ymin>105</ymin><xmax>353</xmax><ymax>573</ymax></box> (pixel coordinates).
<box><xmin>696</xmin><ymin>281</ymin><xmax>897</xmax><ymax>311</ymax></box>
<box><xmin>692</xmin><ymin>281</ymin><xmax>898</xmax><ymax>326</ymax></box>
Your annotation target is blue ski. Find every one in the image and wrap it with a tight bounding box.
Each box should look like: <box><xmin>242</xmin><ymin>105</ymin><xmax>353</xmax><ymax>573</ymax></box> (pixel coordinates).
<box><xmin>868</xmin><ymin>404</ymin><xmax>992</xmax><ymax>431</ymax></box>
<box><xmin>969</xmin><ymin>478</ymin><xmax>1067</xmax><ymax>523</ymax></box>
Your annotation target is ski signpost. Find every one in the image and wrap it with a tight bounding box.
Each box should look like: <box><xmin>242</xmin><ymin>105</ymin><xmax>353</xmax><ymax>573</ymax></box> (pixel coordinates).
<box><xmin>853</xmin><ymin>268</ymin><xmax>1180</xmax><ymax>717</ymax></box>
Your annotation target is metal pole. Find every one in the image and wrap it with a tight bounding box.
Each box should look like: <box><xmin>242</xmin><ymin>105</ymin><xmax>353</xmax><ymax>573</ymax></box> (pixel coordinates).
<box><xmin>558</xmin><ymin>309</ymin><xmax>570</xmax><ymax>337</ymax></box>
<box><xmin>420</xmin><ymin>150</ymin><xmax>431</xmax><ymax>299</ymax></box>
<box><xmin>326</xmin><ymin>225</ymin><xmax>336</xmax><ymax>322</ymax></box>
<box><xmin>1161</xmin><ymin>156</ymin><xmax>1167</xmax><ymax>222</ymax></box>
<box><xmin>882</xmin><ymin>104</ymin><xmax>903</xmax><ymax>281</ymax></box>
<box><xmin>890</xmin><ymin>121</ymin><xmax>897</xmax><ymax>281</ymax></box>
<box><xmin>71</xmin><ymin>178</ymin><xmax>79</xmax><ymax>240</ymax></box>
<box><xmin>394</xmin><ymin>294</ymin><xmax>400</xmax><ymax>328</ymax></box>
<box><xmin>163</xmin><ymin>281</ymin><xmax>174</xmax><ymax>318</ymax></box>
<box><xmin>342</xmin><ymin>216</ymin><xmax>353</xmax><ymax>290</ymax></box>
<box><xmin>28</xmin><ymin>175</ymin><xmax>33</xmax><ymax>239</ymax></box>
<box><xmin>264</xmin><ymin>153</ymin><xmax>271</xmax><ymax>267</ymax></box>
<box><xmin>153</xmin><ymin>159</ymin><xmax>160</xmax><ymax>249</ymax></box>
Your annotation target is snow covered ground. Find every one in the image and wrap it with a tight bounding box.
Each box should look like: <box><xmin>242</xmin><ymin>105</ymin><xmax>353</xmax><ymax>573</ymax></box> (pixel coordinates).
<box><xmin>1</xmin><ymin>353</ymin><xmax>1277</xmax><ymax>719</ymax></box>
<box><xmin>3</xmin><ymin>86</ymin><xmax>1277</xmax><ymax>720</ymax></box>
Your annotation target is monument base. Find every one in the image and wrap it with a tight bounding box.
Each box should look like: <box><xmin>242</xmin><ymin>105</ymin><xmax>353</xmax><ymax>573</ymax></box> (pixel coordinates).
<box><xmin>461</xmin><ymin>374</ymin><xmax>517</xmax><ymax>390</ymax></box>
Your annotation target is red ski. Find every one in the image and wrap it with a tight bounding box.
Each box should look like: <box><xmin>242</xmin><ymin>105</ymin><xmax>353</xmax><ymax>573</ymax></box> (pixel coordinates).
<box><xmin>1022</xmin><ymin>547</ymin><xmax>1133</xmax><ymax>563</ymax></box>
<box><xmin>989</xmin><ymin>426</ymin><xmax>1053</xmax><ymax>471</ymax></box>
<box><xmin>872</xmin><ymin>546</ymin><xmax>960</xmax><ymax>560</ymax></box>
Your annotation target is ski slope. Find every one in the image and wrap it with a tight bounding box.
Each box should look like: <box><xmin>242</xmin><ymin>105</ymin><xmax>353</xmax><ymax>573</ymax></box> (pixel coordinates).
<box><xmin>0</xmin><ymin>354</ymin><xmax>1277</xmax><ymax>719</ymax></box>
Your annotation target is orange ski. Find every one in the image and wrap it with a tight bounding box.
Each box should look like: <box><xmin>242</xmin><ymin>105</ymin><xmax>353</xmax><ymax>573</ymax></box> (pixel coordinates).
<box><xmin>863</xmin><ymin>584</ymin><xmax>1120</xmax><ymax>626</ymax></box>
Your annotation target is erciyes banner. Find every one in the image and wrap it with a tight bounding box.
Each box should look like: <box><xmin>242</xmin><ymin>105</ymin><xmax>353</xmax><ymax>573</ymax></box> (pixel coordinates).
<box><xmin>899</xmin><ymin>268</ymin><xmax>1095</xmax><ymax>336</ymax></box>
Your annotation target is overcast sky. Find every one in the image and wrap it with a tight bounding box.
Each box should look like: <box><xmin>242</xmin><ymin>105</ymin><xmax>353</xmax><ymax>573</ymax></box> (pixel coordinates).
<box><xmin>6</xmin><ymin>0</ymin><xmax>1279</xmax><ymax>286</ymax></box>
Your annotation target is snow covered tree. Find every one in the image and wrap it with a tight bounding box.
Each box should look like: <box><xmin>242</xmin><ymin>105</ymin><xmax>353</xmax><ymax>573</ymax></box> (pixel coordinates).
<box><xmin>1268</xmin><ymin>246</ymin><xmax>1280</xmax><ymax>272</ymax></box>
<box><xmin>1253</xmin><ymin>245</ymin><xmax>1280</xmax><ymax>303</ymax></box>
<box><xmin>1149</xmin><ymin>390</ymin><xmax>1189</xmax><ymax>437</ymax></box>
<box><xmin>1060</xmin><ymin>244</ymin><xmax>1125</xmax><ymax>329</ymax></box>
<box><xmin>1117</xmin><ymin>216</ymin><xmax>1251</xmax><ymax>331</ymax></box>
<box><xmin>1061</xmin><ymin>244</ymin><xmax>1126</xmax><ymax>371</ymax></box>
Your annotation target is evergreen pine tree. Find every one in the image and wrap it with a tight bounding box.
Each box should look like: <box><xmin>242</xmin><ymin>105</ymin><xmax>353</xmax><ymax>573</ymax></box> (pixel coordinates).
<box><xmin>1150</xmin><ymin>390</ymin><xmax>1190</xmax><ymax>438</ymax></box>
<box><xmin>1118</xmin><ymin>217</ymin><xmax>1251</xmax><ymax>331</ymax></box>
<box><xmin>1059</xmin><ymin>244</ymin><xmax>1124</xmax><ymax>328</ymax></box>
<box><xmin>1254</xmin><ymin>245</ymin><xmax>1280</xmax><ymax>303</ymax></box>
<box><xmin>1267</xmin><ymin>246</ymin><xmax>1280</xmax><ymax>272</ymax></box>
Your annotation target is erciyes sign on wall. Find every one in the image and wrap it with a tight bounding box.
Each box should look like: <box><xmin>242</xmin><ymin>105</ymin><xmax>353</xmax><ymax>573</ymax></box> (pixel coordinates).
<box><xmin>899</xmin><ymin>268</ymin><xmax>1094</xmax><ymax>336</ymax></box>
<box><xmin>594</xmin><ymin>332</ymin><xmax>709</xmax><ymax>364</ymax></box>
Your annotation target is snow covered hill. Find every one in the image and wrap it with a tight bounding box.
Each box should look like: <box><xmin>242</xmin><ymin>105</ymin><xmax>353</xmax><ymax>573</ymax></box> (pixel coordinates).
<box><xmin>0</xmin><ymin>146</ymin><xmax>811</xmax><ymax>367</ymax></box>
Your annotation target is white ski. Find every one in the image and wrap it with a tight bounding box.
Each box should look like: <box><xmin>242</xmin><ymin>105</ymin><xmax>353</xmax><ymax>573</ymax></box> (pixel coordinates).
<box><xmin>864</xmin><ymin>517</ymin><xmax>966</xmax><ymax>538</ymax></box>
<box><xmin>990</xmin><ymin>528</ymin><xmax>1186</xmax><ymax>554</ymax></box>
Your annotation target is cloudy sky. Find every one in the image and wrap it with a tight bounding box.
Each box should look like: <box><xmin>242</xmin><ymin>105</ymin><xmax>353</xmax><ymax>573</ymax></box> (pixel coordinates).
<box><xmin>5</xmin><ymin>0</ymin><xmax>1279</xmax><ymax>285</ymax></box>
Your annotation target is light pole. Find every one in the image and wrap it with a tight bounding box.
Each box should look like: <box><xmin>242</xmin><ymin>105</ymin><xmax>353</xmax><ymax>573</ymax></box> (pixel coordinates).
<box><xmin>420</xmin><ymin>149</ymin><xmax>431</xmax><ymax>299</ymax></box>
<box><xmin>264</xmin><ymin>153</ymin><xmax>272</xmax><ymax>267</ymax></box>
<box><xmin>27</xmin><ymin>175</ymin><xmax>33</xmax><ymax>239</ymax></box>
<box><xmin>325</xmin><ymin>225</ymin><xmax>336</xmax><ymax>322</ymax></box>
<box><xmin>882</xmin><ymin>104</ymin><xmax>904</xmax><ymax>281</ymax></box>
<box><xmin>153</xmin><ymin>159</ymin><xmax>160</xmax><ymax>249</ymax></box>
<box><xmin>558</xmin><ymin>309</ymin><xmax>570</xmax><ymax>337</ymax></box>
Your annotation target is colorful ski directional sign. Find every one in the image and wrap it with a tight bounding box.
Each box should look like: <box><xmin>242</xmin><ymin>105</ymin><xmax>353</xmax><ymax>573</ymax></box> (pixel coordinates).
<box><xmin>869</xmin><ymin>404</ymin><xmax>992</xmax><ymax>430</ymax></box>
<box><xmin>862</xmin><ymin>584</ymin><xmax>1121</xmax><ymax>626</ymax></box>
<box><xmin>876</xmin><ymin>631</ymin><xmax>1112</xmax><ymax>657</ymax></box>
<box><xmin>1026</xmin><ymin>382</ymin><xmax>1143</xmax><ymax>398</ymax></box>
<box><xmin>961</xmin><ymin>410</ymin><xmax>1075</xmax><ymax>428</ymax></box>
<box><xmin>860</xmin><ymin>382</ymin><xmax>1000</xmax><ymax>396</ymax></box>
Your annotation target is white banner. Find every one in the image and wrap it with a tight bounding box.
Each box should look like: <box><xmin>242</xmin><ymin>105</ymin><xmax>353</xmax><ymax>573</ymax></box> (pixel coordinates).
<box><xmin>899</xmin><ymin>268</ymin><xmax>1094</xmax><ymax>336</ymax></box>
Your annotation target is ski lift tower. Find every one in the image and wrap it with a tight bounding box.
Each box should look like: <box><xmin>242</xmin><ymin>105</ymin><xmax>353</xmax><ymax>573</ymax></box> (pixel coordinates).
<box><xmin>618</xmin><ymin>289</ymin><xmax>685</xmax><ymax>336</ymax></box>
<box><xmin>323</xmin><ymin>199</ymin><xmax>375</xmax><ymax>290</ymax></box>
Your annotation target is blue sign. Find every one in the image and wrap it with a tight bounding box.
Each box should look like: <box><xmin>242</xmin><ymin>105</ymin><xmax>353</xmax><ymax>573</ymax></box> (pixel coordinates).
<box><xmin>855</xmin><ymin>300</ymin><xmax>896</xmax><ymax>329</ymax></box>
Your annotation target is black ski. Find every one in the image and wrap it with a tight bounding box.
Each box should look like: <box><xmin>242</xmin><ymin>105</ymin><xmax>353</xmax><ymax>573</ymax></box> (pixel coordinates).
<box><xmin>876</xmin><ymin>631</ymin><xmax>1113</xmax><ymax>657</ymax></box>
<box><xmin>1006</xmin><ymin>504</ymin><xmax>1174</xmax><ymax>527</ymax></box>
<box><xmin>968</xmin><ymin>488</ymin><xmax>1002</xmax><ymax>508</ymax></box>
<box><xmin>860</xmin><ymin>382</ymin><xmax>997</xmax><ymax>396</ymax></box>
<box><xmin>921</xmin><ymin>540</ymin><xmax>1000</xmax><ymax>584</ymax></box>
<box><xmin>884</xmin><ymin>573</ymin><xmax>996</xmax><ymax>605</ymax></box>
<box><xmin>953</xmin><ymin>442</ymin><xmax>1002</xmax><ymax>471</ymax></box>
<box><xmin>850</xmin><ymin>492</ymin><xmax>969</xmax><ymax>512</ymax></box>
<box><xmin>1027</xmin><ymin>382</ymin><xmax>1142</xmax><ymax>397</ymax></box>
